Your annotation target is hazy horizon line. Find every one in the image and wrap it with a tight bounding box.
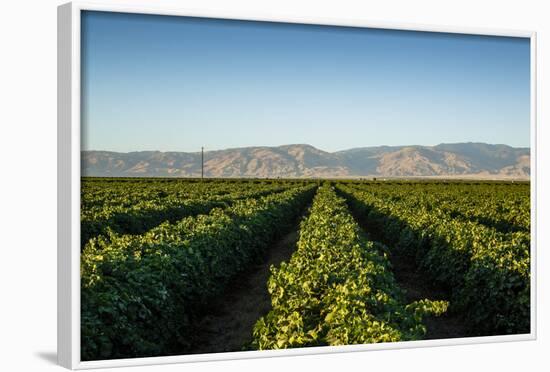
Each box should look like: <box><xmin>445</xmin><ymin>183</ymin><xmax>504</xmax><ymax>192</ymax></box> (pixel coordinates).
<box><xmin>82</xmin><ymin>141</ymin><xmax>532</xmax><ymax>154</ymax></box>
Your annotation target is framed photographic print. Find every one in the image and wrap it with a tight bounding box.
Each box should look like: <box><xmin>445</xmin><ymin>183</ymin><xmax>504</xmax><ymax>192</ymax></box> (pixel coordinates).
<box><xmin>57</xmin><ymin>1</ymin><xmax>537</xmax><ymax>369</ymax></box>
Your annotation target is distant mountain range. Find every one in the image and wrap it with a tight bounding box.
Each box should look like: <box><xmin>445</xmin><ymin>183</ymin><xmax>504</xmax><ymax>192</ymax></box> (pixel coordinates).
<box><xmin>82</xmin><ymin>143</ymin><xmax>530</xmax><ymax>180</ymax></box>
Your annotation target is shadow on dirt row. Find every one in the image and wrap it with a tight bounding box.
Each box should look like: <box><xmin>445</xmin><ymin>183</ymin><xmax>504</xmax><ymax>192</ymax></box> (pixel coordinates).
<box><xmin>336</xmin><ymin>191</ymin><xmax>471</xmax><ymax>340</ymax></box>
<box><xmin>387</xmin><ymin>249</ymin><xmax>470</xmax><ymax>340</ymax></box>
<box><xmin>187</xmin><ymin>223</ymin><xmax>301</xmax><ymax>354</ymax></box>
<box><xmin>187</xmin><ymin>188</ymin><xmax>473</xmax><ymax>355</ymax></box>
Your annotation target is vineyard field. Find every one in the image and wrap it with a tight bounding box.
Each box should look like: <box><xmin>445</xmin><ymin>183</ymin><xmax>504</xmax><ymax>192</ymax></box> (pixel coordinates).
<box><xmin>80</xmin><ymin>177</ymin><xmax>531</xmax><ymax>361</ymax></box>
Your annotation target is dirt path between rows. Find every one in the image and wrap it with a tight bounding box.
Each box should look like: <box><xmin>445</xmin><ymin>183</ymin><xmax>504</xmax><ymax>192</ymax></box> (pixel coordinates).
<box><xmin>388</xmin><ymin>251</ymin><xmax>469</xmax><ymax>340</ymax></box>
<box><xmin>187</xmin><ymin>230</ymin><xmax>299</xmax><ymax>354</ymax></box>
<box><xmin>347</xmin><ymin>210</ymin><xmax>470</xmax><ymax>339</ymax></box>
<box><xmin>186</xmin><ymin>197</ymin><xmax>469</xmax><ymax>354</ymax></box>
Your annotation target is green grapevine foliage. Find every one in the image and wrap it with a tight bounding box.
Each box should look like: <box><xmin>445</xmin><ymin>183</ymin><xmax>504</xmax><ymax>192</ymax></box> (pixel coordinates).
<box><xmin>81</xmin><ymin>183</ymin><xmax>316</xmax><ymax>360</ymax></box>
<box><xmin>80</xmin><ymin>178</ymin><xmax>530</xmax><ymax>361</ymax></box>
<box><xmin>336</xmin><ymin>182</ymin><xmax>530</xmax><ymax>335</ymax></box>
<box><xmin>252</xmin><ymin>185</ymin><xmax>448</xmax><ymax>349</ymax></box>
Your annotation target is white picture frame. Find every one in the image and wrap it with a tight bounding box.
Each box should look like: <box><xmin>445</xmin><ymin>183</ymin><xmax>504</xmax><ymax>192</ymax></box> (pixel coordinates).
<box><xmin>57</xmin><ymin>1</ymin><xmax>537</xmax><ymax>369</ymax></box>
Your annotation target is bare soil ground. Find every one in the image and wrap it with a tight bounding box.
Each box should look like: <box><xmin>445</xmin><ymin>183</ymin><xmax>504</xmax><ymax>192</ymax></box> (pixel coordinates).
<box><xmin>187</xmin><ymin>200</ymin><xmax>469</xmax><ymax>355</ymax></box>
<box><xmin>187</xmin><ymin>230</ymin><xmax>299</xmax><ymax>354</ymax></box>
<box><xmin>388</xmin><ymin>250</ymin><xmax>469</xmax><ymax>340</ymax></box>
<box><xmin>350</xmin><ymin>213</ymin><xmax>470</xmax><ymax>339</ymax></box>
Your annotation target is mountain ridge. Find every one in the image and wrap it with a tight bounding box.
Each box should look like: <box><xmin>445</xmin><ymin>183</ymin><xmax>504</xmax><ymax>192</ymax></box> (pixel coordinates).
<box><xmin>82</xmin><ymin>142</ymin><xmax>530</xmax><ymax>179</ymax></box>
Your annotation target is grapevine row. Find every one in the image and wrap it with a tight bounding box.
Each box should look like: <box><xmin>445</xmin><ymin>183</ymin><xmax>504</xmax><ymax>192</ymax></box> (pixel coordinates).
<box><xmin>81</xmin><ymin>182</ymin><xmax>296</xmax><ymax>247</ymax></box>
<box><xmin>81</xmin><ymin>185</ymin><xmax>316</xmax><ymax>360</ymax></box>
<box><xmin>252</xmin><ymin>185</ymin><xmax>447</xmax><ymax>349</ymax></box>
<box><xmin>337</xmin><ymin>183</ymin><xmax>530</xmax><ymax>334</ymax></box>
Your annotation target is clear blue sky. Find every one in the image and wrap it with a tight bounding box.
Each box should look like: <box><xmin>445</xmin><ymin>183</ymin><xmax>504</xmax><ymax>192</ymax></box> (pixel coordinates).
<box><xmin>81</xmin><ymin>11</ymin><xmax>531</xmax><ymax>153</ymax></box>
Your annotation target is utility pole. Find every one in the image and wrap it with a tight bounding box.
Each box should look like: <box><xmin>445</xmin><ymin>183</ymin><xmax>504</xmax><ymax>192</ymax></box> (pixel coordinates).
<box><xmin>201</xmin><ymin>146</ymin><xmax>204</xmax><ymax>180</ymax></box>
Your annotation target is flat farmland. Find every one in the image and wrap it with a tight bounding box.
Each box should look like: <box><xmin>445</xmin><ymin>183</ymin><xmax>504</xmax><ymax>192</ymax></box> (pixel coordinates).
<box><xmin>80</xmin><ymin>177</ymin><xmax>530</xmax><ymax>360</ymax></box>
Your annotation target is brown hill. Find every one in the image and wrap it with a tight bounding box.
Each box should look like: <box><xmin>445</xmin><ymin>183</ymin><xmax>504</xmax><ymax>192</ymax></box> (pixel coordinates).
<box><xmin>82</xmin><ymin>143</ymin><xmax>530</xmax><ymax>179</ymax></box>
